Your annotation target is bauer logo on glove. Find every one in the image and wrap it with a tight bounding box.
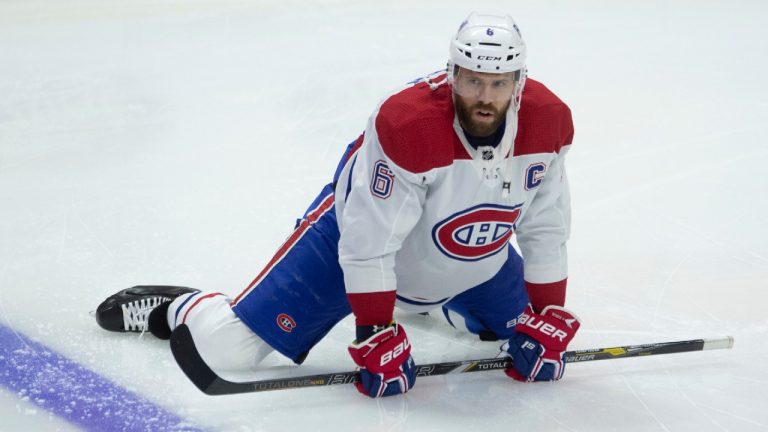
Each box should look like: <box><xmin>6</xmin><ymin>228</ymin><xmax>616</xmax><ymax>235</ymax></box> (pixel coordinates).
<box><xmin>504</xmin><ymin>304</ymin><xmax>581</xmax><ymax>382</ymax></box>
<box><xmin>517</xmin><ymin>307</ymin><xmax>577</xmax><ymax>342</ymax></box>
<box><xmin>348</xmin><ymin>322</ymin><xmax>417</xmax><ymax>398</ymax></box>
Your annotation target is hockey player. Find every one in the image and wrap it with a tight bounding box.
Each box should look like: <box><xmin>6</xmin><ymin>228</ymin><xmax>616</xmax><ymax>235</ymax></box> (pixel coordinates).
<box><xmin>96</xmin><ymin>12</ymin><xmax>580</xmax><ymax>398</ymax></box>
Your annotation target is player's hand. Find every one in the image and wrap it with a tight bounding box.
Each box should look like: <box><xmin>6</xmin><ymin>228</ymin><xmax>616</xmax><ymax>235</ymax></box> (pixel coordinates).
<box><xmin>348</xmin><ymin>322</ymin><xmax>416</xmax><ymax>397</ymax></box>
<box><xmin>502</xmin><ymin>304</ymin><xmax>580</xmax><ymax>382</ymax></box>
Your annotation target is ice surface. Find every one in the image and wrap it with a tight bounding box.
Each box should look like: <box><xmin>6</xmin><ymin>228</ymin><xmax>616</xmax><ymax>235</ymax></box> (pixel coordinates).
<box><xmin>1</xmin><ymin>0</ymin><xmax>767</xmax><ymax>431</ymax></box>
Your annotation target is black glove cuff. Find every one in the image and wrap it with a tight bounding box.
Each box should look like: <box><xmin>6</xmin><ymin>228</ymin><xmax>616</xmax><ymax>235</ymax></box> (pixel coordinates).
<box><xmin>355</xmin><ymin>323</ymin><xmax>390</xmax><ymax>342</ymax></box>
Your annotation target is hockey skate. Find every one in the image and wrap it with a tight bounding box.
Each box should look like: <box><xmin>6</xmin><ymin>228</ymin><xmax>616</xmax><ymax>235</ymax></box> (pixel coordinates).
<box><xmin>95</xmin><ymin>285</ymin><xmax>200</xmax><ymax>337</ymax></box>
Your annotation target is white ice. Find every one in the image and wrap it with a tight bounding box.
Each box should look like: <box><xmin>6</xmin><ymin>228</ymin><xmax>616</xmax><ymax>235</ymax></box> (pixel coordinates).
<box><xmin>1</xmin><ymin>0</ymin><xmax>767</xmax><ymax>431</ymax></box>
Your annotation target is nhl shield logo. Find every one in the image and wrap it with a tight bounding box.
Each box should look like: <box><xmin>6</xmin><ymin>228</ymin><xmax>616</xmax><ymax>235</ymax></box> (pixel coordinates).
<box><xmin>432</xmin><ymin>204</ymin><xmax>522</xmax><ymax>261</ymax></box>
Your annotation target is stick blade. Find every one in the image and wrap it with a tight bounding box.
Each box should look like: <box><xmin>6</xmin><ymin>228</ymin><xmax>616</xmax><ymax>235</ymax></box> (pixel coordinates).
<box><xmin>170</xmin><ymin>324</ymin><xmax>222</xmax><ymax>395</ymax></box>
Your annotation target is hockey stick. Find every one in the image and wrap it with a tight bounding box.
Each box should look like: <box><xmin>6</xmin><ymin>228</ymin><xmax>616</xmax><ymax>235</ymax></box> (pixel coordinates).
<box><xmin>169</xmin><ymin>324</ymin><xmax>733</xmax><ymax>396</ymax></box>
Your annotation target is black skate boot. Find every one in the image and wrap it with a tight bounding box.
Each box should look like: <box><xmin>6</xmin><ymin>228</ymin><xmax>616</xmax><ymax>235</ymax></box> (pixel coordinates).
<box><xmin>95</xmin><ymin>285</ymin><xmax>200</xmax><ymax>336</ymax></box>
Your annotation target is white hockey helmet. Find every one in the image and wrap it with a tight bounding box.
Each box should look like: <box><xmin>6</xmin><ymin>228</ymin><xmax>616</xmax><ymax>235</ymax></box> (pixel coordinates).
<box><xmin>447</xmin><ymin>13</ymin><xmax>528</xmax><ymax>107</ymax></box>
<box><xmin>449</xmin><ymin>12</ymin><xmax>527</xmax><ymax>74</ymax></box>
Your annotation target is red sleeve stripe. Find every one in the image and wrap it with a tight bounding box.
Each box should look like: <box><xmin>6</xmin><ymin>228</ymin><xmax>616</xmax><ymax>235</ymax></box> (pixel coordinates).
<box><xmin>230</xmin><ymin>193</ymin><xmax>336</xmax><ymax>306</ymax></box>
<box><xmin>346</xmin><ymin>291</ymin><xmax>397</xmax><ymax>326</ymax></box>
<box><xmin>524</xmin><ymin>279</ymin><xmax>567</xmax><ymax>312</ymax></box>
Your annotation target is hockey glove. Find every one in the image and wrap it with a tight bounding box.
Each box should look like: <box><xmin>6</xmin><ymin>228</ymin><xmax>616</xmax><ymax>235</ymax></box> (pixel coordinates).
<box><xmin>503</xmin><ymin>304</ymin><xmax>580</xmax><ymax>382</ymax></box>
<box><xmin>348</xmin><ymin>322</ymin><xmax>416</xmax><ymax>398</ymax></box>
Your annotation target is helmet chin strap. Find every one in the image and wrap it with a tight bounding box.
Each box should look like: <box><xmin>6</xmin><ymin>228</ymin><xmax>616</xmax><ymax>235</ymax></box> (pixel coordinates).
<box><xmin>512</xmin><ymin>68</ymin><xmax>528</xmax><ymax>113</ymax></box>
<box><xmin>501</xmin><ymin>104</ymin><xmax>519</xmax><ymax>198</ymax></box>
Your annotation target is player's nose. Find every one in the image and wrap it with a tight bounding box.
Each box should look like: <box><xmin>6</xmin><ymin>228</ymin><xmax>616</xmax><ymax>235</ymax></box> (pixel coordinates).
<box><xmin>477</xmin><ymin>84</ymin><xmax>495</xmax><ymax>104</ymax></box>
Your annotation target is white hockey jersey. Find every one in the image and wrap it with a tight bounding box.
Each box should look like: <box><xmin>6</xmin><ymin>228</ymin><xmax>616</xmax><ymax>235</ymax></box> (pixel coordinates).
<box><xmin>334</xmin><ymin>73</ymin><xmax>573</xmax><ymax>317</ymax></box>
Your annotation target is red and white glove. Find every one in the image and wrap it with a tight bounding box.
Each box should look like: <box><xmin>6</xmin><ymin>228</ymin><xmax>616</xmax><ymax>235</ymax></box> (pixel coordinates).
<box><xmin>503</xmin><ymin>304</ymin><xmax>580</xmax><ymax>382</ymax></box>
<box><xmin>348</xmin><ymin>323</ymin><xmax>416</xmax><ymax>398</ymax></box>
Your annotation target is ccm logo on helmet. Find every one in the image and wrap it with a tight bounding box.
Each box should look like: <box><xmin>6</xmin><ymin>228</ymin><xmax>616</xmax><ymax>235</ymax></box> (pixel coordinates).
<box><xmin>432</xmin><ymin>204</ymin><xmax>522</xmax><ymax>261</ymax></box>
<box><xmin>477</xmin><ymin>56</ymin><xmax>502</xmax><ymax>61</ymax></box>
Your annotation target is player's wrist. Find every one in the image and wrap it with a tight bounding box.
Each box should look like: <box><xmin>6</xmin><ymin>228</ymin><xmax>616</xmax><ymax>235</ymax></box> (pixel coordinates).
<box><xmin>355</xmin><ymin>321</ymin><xmax>394</xmax><ymax>342</ymax></box>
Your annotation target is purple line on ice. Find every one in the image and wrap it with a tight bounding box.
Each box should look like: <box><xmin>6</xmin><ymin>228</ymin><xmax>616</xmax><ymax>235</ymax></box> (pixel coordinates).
<box><xmin>0</xmin><ymin>323</ymin><xmax>204</xmax><ymax>432</ymax></box>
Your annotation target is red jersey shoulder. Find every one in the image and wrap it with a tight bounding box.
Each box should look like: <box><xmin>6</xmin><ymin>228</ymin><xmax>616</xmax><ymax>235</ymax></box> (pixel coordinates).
<box><xmin>374</xmin><ymin>78</ymin><xmax>466</xmax><ymax>173</ymax></box>
<box><xmin>514</xmin><ymin>78</ymin><xmax>574</xmax><ymax>157</ymax></box>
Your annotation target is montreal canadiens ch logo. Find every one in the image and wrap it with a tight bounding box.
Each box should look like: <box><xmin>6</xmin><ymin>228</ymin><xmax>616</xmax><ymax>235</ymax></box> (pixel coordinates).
<box><xmin>276</xmin><ymin>313</ymin><xmax>297</xmax><ymax>333</ymax></box>
<box><xmin>432</xmin><ymin>204</ymin><xmax>522</xmax><ymax>261</ymax></box>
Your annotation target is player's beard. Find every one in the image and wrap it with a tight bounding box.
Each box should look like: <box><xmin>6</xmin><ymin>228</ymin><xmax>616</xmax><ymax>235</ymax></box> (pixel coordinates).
<box><xmin>455</xmin><ymin>96</ymin><xmax>511</xmax><ymax>137</ymax></box>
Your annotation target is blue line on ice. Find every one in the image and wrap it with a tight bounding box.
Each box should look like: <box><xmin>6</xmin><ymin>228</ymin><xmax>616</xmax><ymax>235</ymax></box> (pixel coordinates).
<box><xmin>0</xmin><ymin>323</ymin><xmax>204</xmax><ymax>432</ymax></box>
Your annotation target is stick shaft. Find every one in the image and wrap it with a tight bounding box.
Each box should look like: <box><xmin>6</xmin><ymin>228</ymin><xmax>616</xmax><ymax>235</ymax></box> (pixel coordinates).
<box><xmin>170</xmin><ymin>326</ymin><xmax>733</xmax><ymax>396</ymax></box>
<box><xmin>564</xmin><ymin>336</ymin><xmax>733</xmax><ymax>363</ymax></box>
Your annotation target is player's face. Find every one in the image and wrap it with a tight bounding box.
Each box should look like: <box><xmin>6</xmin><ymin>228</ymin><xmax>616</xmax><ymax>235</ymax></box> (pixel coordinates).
<box><xmin>453</xmin><ymin>68</ymin><xmax>516</xmax><ymax>137</ymax></box>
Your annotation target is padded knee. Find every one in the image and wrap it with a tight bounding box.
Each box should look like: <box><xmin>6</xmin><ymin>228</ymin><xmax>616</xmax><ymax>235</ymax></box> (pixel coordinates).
<box><xmin>441</xmin><ymin>303</ymin><xmax>499</xmax><ymax>341</ymax></box>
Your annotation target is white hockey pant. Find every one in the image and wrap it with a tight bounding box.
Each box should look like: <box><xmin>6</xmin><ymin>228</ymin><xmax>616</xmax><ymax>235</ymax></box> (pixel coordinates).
<box><xmin>167</xmin><ymin>292</ymin><xmax>274</xmax><ymax>372</ymax></box>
